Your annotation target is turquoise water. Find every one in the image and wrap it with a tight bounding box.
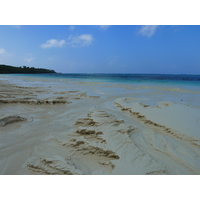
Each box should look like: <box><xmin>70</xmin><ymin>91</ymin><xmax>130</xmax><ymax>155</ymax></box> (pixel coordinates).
<box><xmin>4</xmin><ymin>73</ymin><xmax>199</xmax><ymax>95</ymax></box>
<box><xmin>6</xmin><ymin>73</ymin><xmax>200</xmax><ymax>86</ymax></box>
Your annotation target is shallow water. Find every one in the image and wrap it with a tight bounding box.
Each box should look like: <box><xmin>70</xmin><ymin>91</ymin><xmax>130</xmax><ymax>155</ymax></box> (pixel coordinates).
<box><xmin>1</xmin><ymin>73</ymin><xmax>200</xmax><ymax>107</ymax></box>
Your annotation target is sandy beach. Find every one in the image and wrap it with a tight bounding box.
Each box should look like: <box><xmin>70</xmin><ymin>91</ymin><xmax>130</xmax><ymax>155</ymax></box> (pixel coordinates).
<box><xmin>0</xmin><ymin>75</ymin><xmax>200</xmax><ymax>175</ymax></box>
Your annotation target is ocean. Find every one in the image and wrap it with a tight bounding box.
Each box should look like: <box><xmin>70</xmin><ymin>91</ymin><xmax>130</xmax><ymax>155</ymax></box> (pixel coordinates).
<box><xmin>3</xmin><ymin>73</ymin><xmax>200</xmax><ymax>89</ymax></box>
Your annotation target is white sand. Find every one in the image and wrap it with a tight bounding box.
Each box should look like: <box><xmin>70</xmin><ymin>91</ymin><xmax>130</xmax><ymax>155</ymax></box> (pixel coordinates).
<box><xmin>0</xmin><ymin>75</ymin><xmax>200</xmax><ymax>175</ymax></box>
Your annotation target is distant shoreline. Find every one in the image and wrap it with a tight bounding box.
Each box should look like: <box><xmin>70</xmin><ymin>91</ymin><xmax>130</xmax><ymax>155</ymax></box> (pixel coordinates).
<box><xmin>0</xmin><ymin>64</ymin><xmax>56</xmax><ymax>74</ymax></box>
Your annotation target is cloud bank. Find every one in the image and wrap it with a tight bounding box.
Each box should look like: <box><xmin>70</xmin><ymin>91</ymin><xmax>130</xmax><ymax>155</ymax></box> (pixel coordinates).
<box><xmin>138</xmin><ymin>25</ymin><xmax>159</xmax><ymax>38</ymax></box>
<box><xmin>68</xmin><ymin>34</ymin><xmax>94</xmax><ymax>47</ymax></box>
<box><xmin>41</xmin><ymin>39</ymin><xmax>66</xmax><ymax>48</ymax></box>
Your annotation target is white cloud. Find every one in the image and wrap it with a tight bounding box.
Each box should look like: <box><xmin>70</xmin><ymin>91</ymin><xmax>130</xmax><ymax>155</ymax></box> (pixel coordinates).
<box><xmin>108</xmin><ymin>56</ymin><xmax>119</xmax><ymax>66</ymax></box>
<box><xmin>11</xmin><ymin>25</ymin><xmax>22</xmax><ymax>29</ymax></box>
<box><xmin>0</xmin><ymin>48</ymin><xmax>13</xmax><ymax>63</ymax></box>
<box><xmin>41</xmin><ymin>39</ymin><xmax>66</xmax><ymax>48</ymax></box>
<box><xmin>138</xmin><ymin>25</ymin><xmax>159</xmax><ymax>38</ymax></box>
<box><xmin>0</xmin><ymin>48</ymin><xmax>6</xmax><ymax>55</ymax></box>
<box><xmin>99</xmin><ymin>25</ymin><xmax>111</xmax><ymax>30</ymax></box>
<box><xmin>24</xmin><ymin>57</ymin><xmax>34</xmax><ymax>63</ymax></box>
<box><xmin>69</xmin><ymin>25</ymin><xmax>75</xmax><ymax>31</ymax></box>
<box><xmin>68</xmin><ymin>34</ymin><xmax>94</xmax><ymax>47</ymax></box>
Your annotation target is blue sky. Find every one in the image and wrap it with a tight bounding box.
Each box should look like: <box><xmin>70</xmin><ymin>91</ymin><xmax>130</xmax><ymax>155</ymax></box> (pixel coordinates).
<box><xmin>0</xmin><ymin>25</ymin><xmax>200</xmax><ymax>74</ymax></box>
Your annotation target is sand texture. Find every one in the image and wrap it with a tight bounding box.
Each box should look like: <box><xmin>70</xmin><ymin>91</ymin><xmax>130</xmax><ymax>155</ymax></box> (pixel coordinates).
<box><xmin>0</xmin><ymin>76</ymin><xmax>200</xmax><ymax>175</ymax></box>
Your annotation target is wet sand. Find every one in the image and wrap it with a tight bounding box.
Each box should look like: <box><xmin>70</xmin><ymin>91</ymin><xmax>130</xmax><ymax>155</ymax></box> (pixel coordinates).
<box><xmin>0</xmin><ymin>75</ymin><xmax>200</xmax><ymax>175</ymax></box>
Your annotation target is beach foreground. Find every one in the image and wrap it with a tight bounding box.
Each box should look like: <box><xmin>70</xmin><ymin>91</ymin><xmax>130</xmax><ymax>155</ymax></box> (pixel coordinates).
<box><xmin>0</xmin><ymin>75</ymin><xmax>200</xmax><ymax>175</ymax></box>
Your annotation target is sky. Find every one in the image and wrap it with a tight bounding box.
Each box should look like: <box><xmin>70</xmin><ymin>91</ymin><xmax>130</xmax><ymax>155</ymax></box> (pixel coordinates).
<box><xmin>0</xmin><ymin>25</ymin><xmax>200</xmax><ymax>74</ymax></box>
